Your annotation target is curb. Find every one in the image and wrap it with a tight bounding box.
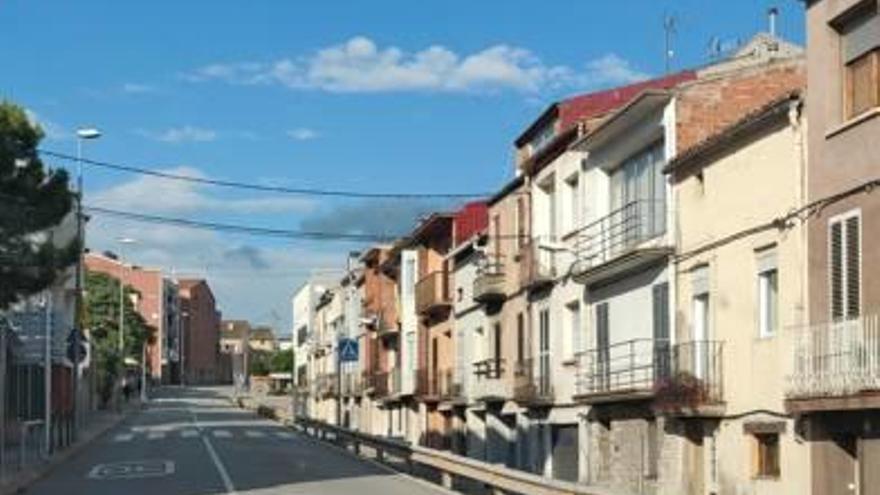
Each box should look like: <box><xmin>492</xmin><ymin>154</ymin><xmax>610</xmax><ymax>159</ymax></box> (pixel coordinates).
<box><xmin>0</xmin><ymin>403</ymin><xmax>143</xmax><ymax>495</ymax></box>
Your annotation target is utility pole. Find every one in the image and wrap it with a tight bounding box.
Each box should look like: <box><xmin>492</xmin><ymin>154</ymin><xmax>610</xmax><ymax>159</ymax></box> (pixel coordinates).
<box><xmin>664</xmin><ymin>14</ymin><xmax>677</xmax><ymax>74</ymax></box>
<box><xmin>43</xmin><ymin>292</ymin><xmax>52</xmax><ymax>458</ymax></box>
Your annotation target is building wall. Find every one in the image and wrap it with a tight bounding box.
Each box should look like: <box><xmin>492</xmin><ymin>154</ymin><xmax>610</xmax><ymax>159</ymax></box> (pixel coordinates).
<box><xmin>671</xmin><ymin>107</ymin><xmax>809</xmax><ymax>494</ymax></box>
<box><xmin>806</xmin><ymin>0</ymin><xmax>880</xmax><ymax>322</ymax></box>
<box><xmin>179</xmin><ymin>281</ymin><xmax>220</xmax><ymax>385</ymax></box>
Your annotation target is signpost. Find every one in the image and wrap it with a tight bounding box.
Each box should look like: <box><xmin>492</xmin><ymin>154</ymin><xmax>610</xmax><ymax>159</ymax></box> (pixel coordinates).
<box><xmin>337</xmin><ymin>338</ymin><xmax>359</xmax><ymax>426</ymax></box>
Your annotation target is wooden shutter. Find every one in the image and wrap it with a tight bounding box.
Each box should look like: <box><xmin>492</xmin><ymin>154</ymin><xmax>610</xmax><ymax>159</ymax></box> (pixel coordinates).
<box><xmin>830</xmin><ymin>220</ymin><xmax>844</xmax><ymax>321</ymax></box>
<box><xmin>845</xmin><ymin>215</ymin><xmax>861</xmax><ymax>318</ymax></box>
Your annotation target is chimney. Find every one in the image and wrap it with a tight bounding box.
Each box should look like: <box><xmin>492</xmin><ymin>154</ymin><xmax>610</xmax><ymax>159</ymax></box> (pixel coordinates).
<box><xmin>768</xmin><ymin>6</ymin><xmax>779</xmax><ymax>37</ymax></box>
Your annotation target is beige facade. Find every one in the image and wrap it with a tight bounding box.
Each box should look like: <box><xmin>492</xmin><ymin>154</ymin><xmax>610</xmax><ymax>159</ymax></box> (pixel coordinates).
<box><xmin>668</xmin><ymin>94</ymin><xmax>809</xmax><ymax>495</ymax></box>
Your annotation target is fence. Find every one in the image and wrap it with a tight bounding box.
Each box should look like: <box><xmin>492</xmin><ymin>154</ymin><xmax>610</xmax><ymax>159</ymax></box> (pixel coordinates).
<box><xmin>573</xmin><ymin>200</ymin><xmax>667</xmax><ymax>271</ymax></box>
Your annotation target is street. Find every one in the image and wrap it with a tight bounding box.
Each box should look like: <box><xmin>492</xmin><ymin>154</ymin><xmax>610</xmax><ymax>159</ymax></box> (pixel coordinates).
<box><xmin>22</xmin><ymin>387</ymin><xmax>444</xmax><ymax>495</ymax></box>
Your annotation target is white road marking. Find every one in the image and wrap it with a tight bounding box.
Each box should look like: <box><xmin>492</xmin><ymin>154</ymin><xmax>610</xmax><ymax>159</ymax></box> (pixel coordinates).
<box><xmin>275</xmin><ymin>431</ymin><xmax>295</xmax><ymax>440</ymax></box>
<box><xmin>244</xmin><ymin>430</ymin><xmax>265</xmax><ymax>438</ymax></box>
<box><xmin>190</xmin><ymin>409</ymin><xmax>237</xmax><ymax>494</ymax></box>
<box><xmin>212</xmin><ymin>430</ymin><xmax>232</xmax><ymax>438</ymax></box>
<box><xmin>113</xmin><ymin>433</ymin><xmax>134</xmax><ymax>443</ymax></box>
<box><xmin>87</xmin><ymin>460</ymin><xmax>175</xmax><ymax>480</ymax></box>
<box><xmin>147</xmin><ymin>432</ymin><xmax>166</xmax><ymax>440</ymax></box>
<box><xmin>181</xmin><ymin>429</ymin><xmax>199</xmax><ymax>438</ymax></box>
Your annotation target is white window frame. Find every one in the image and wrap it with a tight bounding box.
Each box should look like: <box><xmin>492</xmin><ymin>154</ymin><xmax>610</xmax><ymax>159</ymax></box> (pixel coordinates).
<box><xmin>828</xmin><ymin>209</ymin><xmax>862</xmax><ymax>322</ymax></box>
<box><xmin>758</xmin><ymin>267</ymin><xmax>779</xmax><ymax>339</ymax></box>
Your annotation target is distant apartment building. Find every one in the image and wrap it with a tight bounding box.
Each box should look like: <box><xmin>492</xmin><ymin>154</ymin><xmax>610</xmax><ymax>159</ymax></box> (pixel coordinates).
<box><xmin>178</xmin><ymin>279</ymin><xmax>220</xmax><ymax>385</ymax></box>
<box><xmin>219</xmin><ymin>319</ymin><xmax>250</xmax><ymax>385</ymax></box>
<box><xmin>249</xmin><ymin>326</ymin><xmax>277</xmax><ymax>353</ymax></box>
<box><xmin>85</xmin><ymin>252</ymin><xmax>179</xmax><ymax>382</ymax></box>
<box><xmin>785</xmin><ymin>2</ymin><xmax>880</xmax><ymax>494</ymax></box>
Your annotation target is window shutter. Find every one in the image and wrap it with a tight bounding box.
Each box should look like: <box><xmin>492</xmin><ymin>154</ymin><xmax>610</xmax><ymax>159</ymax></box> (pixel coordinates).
<box><xmin>846</xmin><ymin>216</ymin><xmax>861</xmax><ymax>319</ymax></box>
<box><xmin>830</xmin><ymin>221</ymin><xmax>844</xmax><ymax>321</ymax></box>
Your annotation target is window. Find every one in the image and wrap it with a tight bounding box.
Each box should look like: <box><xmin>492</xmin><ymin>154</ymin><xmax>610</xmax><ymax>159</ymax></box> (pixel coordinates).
<box><xmin>530</xmin><ymin>123</ymin><xmax>555</xmax><ymax>154</ymax></box>
<box><xmin>565</xmin><ymin>173</ymin><xmax>580</xmax><ymax>233</ymax></box>
<box><xmin>754</xmin><ymin>433</ymin><xmax>780</xmax><ymax>478</ymax></box>
<box><xmin>611</xmin><ymin>141</ymin><xmax>666</xmax><ymax>240</ymax></box>
<box><xmin>830</xmin><ymin>211</ymin><xmax>861</xmax><ymax>321</ymax></box>
<box><xmin>493</xmin><ymin>323</ymin><xmax>502</xmax><ymax>378</ymax></box>
<box><xmin>566</xmin><ymin>301</ymin><xmax>582</xmax><ymax>356</ymax></box>
<box><xmin>838</xmin><ymin>3</ymin><xmax>880</xmax><ymax>119</ymax></box>
<box><xmin>758</xmin><ymin>269</ymin><xmax>779</xmax><ymax>338</ymax></box>
<box><xmin>516</xmin><ymin>197</ymin><xmax>526</xmax><ymax>250</ymax></box>
<box><xmin>516</xmin><ymin>312</ymin><xmax>525</xmax><ymax>364</ymax></box>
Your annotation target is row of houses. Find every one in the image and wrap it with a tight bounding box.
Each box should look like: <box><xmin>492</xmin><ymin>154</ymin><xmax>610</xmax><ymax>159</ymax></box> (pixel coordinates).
<box><xmin>292</xmin><ymin>3</ymin><xmax>880</xmax><ymax>493</ymax></box>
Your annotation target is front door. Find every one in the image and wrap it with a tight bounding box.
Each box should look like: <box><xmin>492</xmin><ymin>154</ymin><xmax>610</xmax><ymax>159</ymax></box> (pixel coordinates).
<box><xmin>551</xmin><ymin>424</ymin><xmax>579</xmax><ymax>482</ymax></box>
<box><xmin>539</xmin><ymin>309</ymin><xmax>551</xmax><ymax>395</ymax></box>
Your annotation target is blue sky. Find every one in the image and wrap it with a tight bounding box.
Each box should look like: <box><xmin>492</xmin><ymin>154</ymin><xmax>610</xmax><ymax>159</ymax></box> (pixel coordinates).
<box><xmin>1</xmin><ymin>0</ymin><xmax>805</xmax><ymax>333</ymax></box>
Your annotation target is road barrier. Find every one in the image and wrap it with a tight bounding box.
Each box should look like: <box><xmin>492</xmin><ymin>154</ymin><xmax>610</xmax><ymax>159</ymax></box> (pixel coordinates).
<box><xmin>293</xmin><ymin>416</ymin><xmax>615</xmax><ymax>495</ymax></box>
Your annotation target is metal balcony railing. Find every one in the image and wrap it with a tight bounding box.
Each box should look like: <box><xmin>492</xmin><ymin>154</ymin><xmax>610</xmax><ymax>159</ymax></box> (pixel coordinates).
<box><xmin>364</xmin><ymin>371</ymin><xmax>389</xmax><ymax>398</ymax></box>
<box><xmin>416</xmin><ymin>270</ymin><xmax>451</xmax><ymax>315</ymax></box>
<box><xmin>575</xmin><ymin>338</ymin><xmax>668</xmax><ymax>400</ymax></box>
<box><xmin>341</xmin><ymin>372</ymin><xmax>363</xmax><ymax>396</ymax></box>
<box><xmin>473</xmin><ymin>256</ymin><xmax>506</xmax><ymax>303</ymax></box>
<box><xmin>788</xmin><ymin>315</ymin><xmax>880</xmax><ymax>398</ymax></box>
<box><xmin>316</xmin><ymin>373</ymin><xmax>338</xmax><ymax>398</ymax></box>
<box><xmin>655</xmin><ymin>340</ymin><xmax>724</xmax><ymax>411</ymax></box>
<box><xmin>519</xmin><ymin>239</ymin><xmax>556</xmax><ymax>290</ymax></box>
<box><xmin>389</xmin><ymin>367</ymin><xmax>402</xmax><ymax>396</ymax></box>
<box><xmin>472</xmin><ymin>358</ymin><xmax>511</xmax><ymax>400</ymax></box>
<box><xmin>513</xmin><ymin>359</ymin><xmax>553</xmax><ymax>404</ymax></box>
<box><xmin>439</xmin><ymin>368</ymin><xmax>464</xmax><ymax>402</ymax></box>
<box><xmin>416</xmin><ymin>368</ymin><xmax>440</xmax><ymax>399</ymax></box>
<box><xmin>573</xmin><ymin>200</ymin><xmax>667</xmax><ymax>271</ymax></box>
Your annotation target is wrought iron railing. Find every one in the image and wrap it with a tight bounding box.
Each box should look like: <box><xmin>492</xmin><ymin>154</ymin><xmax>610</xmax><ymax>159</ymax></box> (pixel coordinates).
<box><xmin>788</xmin><ymin>315</ymin><xmax>880</xmax><ymax>398</ymax></box>
<box><xmin>519</xmin><ymin>239</ymin><xmax>556</xmax><ymax>290</ymax></box>
<box><xmin>573</xmin><ymin>200</ymin><xmax>667</xmax><ymax>271</ymax></box>
<box><xmin>472</xmin><ymin>358</ymin><xmax>510</xmax><ymax>400</ymax></box>
<box><xmin>439</xmin><ymin>368</ymin><xmax>464</xmax><ymax>401</ymax></box>
<box><xmin>513</xmin><ymin>359</ymin><xmax>553</xmax><ymax>403</ymax></box>
<box><xmin>655</xmin><ymin>340</ymin><xmax>724</xmax><ymax>410</ymax></box>
<box><xmin>575</xmin><ymin>338</ymin><xmax>668</xmax><ymax>398</ymax></box>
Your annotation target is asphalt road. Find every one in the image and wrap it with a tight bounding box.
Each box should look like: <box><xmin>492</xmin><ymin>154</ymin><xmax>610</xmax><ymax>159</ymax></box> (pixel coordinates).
<box><xmin>23</xmin><ymin>387</ymin><xmax>445</xmax><ymax>495</ymax></box>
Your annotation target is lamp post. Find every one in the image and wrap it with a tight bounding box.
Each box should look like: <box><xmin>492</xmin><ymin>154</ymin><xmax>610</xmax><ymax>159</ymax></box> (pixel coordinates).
<box><xmin>73</xmin><ymin>127</ymin><xmax>100</xmax><ymax>441</ymax></box>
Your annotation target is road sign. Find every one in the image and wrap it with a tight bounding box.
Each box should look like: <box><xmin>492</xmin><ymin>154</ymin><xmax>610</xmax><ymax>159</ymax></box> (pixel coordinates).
<box><xmin>66</xmin><ymin>328</ymin><xmax>88</xmax><ymax>365</ymax></box>
<box><xmin>338</xmin><ymin>338</ymin><xmax>359</xmax><ymax>362</ymax></box>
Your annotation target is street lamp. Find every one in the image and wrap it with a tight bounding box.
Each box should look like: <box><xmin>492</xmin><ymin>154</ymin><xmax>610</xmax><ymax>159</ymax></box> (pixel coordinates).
<box><xmin>72</xmin><ymin>127</ymin><xmax>100</xmax><ymax>441</ymax></box>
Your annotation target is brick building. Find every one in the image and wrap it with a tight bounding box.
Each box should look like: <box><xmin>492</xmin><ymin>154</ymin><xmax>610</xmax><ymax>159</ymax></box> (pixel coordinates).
<box><xmin>178</xmin><ymin>279</ymin><xmax>221</xmax><ymax>385</ymax></box>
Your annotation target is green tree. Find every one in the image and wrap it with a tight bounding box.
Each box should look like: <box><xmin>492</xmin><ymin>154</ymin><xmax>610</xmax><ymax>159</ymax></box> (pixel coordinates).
<box><xmin>249</xmin><ymin>350</ymin><xmax>271</xmax><ymax>377</ymax></box>
<box><xmin>83</xmin><ymin>271</ymin><xmax>154</xmax><ymax>405</ymax></box>
<box><xmin>0</xmin><ymin>101</ymin><xmax>77</xmax><ymax>309</ymax></box>
<box><xmin>269</xmin><ymin>350</ymin><xmax>293</xmax><ymax>373</ymax></box>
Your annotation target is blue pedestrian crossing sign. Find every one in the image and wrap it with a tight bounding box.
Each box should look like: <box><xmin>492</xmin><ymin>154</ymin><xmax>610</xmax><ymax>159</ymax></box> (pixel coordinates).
<box><xmin>338</xmin><ymin>338</ymin><xmax>359</xmax><ymax>362</ymax></box>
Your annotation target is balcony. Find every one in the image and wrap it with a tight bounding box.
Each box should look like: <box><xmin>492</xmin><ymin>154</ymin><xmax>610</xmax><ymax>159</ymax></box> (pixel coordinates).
<box><xmin>574</xmin><ymin>338</ymin><xmax>667</xmax><ymax>404</ymax></box>
<box><xmin>341</xmin><ymin>372</ymin><xmax>363</xmax><ymax>397</ymax></box>
<box><xmin>364</xmin><ymin>371</ymin><xmax>389</xmax><ymax>398</ymax></box>
<box><xmin>787</xmin><ymin>315</ymin><xmax>880</xmax><ymax>412</ymax></box>
<box><xmin>472</xmin><ymin>358</ymin><xmax>511</xmax><ymax>402</ymax></box>
<box><xmin>519</xmin><ymin>239</ymin><xmax>556</xmax><ymax>291</ymax></box>
<box><xmin>473</xmin><ymin>256</ymin><xmax>506</xmax><ymax>304</ymax></box>
<box><xmin>375</xmin><ymin>311</ymin><xmax>399</xmax><ymax>339</ymax></box>
<box><xmin>439</xmin><ymin>368</ymin><xmax>465</xmax><ymax>404</ymax></box>
<box><xmin>416</xmin><ymin>368</ymin><xmax>440</xmax><ymax>402</ymax></box>
<box><xmin>654</xmin><ymin>340</ymin><xmax>725</xmax><ymax>416</ymax></box>
<box><xmin>416</xmin><ymin>270</ymin><xmax>451</xmax><ymax>316</ymax></box>
<box><xmin>513</xmin><ymin>359</ymin><xmax>553</xmax><ymax>405</ymax></box>
<box><xmin>316</xmin><ymin>373</ymin><xmax>338</xmax><ymax>398</ymax></box>
<box><xmin>572</xmin><ymin>200</ymin><xmax>671</xmax><ymax>285</ymax></box>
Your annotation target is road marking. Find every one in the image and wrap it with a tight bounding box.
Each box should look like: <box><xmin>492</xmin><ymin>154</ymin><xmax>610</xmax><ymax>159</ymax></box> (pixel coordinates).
<box><xmin>244</xmin><ymin>430</ymin><xmax>265</xmax><ymax>438</ymax></box>
<box><xmin>147</xmin><ymin>432</ymin><xmax>166</xmax><ymax>440</ymax></box>
<box><xmin>181</xmin><ymin>429</ymin><xmax>199</xmax><ymax>438</ymax></box>
<box><xmin>275</xmin><ymin>431</ymin><xmax>295</xmax><ymax>439</ymax></box>
<box><xmin>87</xmin><ymin>460</ymin><xmax>175</xmax><ymax>480</ymax></box>
<box><xmin>212</xmin><ymin>430</ymin><xmax>232</xmax><ymax>438</ymax></box>
<box><xmin>190</xmin><ymin>409</ymin><xmax>237</xmax><ymax>495</ymax></box>
<box><xmin>113</xmin><ymin>433</ymin><xmax>134</xmax><ymax>443</ymax></box>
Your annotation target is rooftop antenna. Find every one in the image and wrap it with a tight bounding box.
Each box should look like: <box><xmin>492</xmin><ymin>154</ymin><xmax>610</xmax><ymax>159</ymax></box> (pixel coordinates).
<box><xmin>664</xmin><ymin>14</ymin><xmax>677</xmax><ymax>74</ymax></box>
<box><xmin>768</xmin><ymin>6</ymin><xmax>779</xmax><ymax>37</ymax></box>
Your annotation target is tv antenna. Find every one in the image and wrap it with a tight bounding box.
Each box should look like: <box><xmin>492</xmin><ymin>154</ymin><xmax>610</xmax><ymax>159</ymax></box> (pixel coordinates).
<box><xmin>664</xmin><ymin>14</ymin><xmax>677</xmax><ymax>74</ymax></box>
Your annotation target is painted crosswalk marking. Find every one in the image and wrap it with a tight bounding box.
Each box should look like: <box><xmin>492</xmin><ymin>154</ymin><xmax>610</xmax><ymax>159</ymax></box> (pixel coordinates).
<box><xmin>113</xmin><ymin>433</ymin><xmax>134</xmax><ymax>443</ymax></box>
<box><xmin>181</xmin><ymin>429</ymin><xmax>199</xmax><ymax>438</ymax></box>
<box><xmin>212</xmin><ymin>430</ymin><xmax>232</xmax><ymax>438</ymax></box>
<box><xmin>275</xmin><ymin>432</ymin><xmax>295</xmax><ymax>439</ymax></box>
<box><xmin>245</xmin><ymin>430</ymin><xmax>266</xmax><ymax>438</ymax></box>
<box><xmin>147</xmin><ymin>432</ymin><xmax>166</xmax><ymax>440</ymax></box>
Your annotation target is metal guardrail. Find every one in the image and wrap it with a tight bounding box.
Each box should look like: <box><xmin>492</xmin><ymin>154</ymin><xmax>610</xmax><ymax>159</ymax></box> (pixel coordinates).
<box><xmin>294</xmin><ymin>416</ymin><xmax>611</xmax><ymax>495</ymax></box>
<box><xmin>573</xmin><ymin>200</ymin><xmax>667</xmax><ymax>271</ymax></box>
<box><xmin>788</xmin><ymin>315</ymin><xmax>880</xmax><ymax>398</ymax></box>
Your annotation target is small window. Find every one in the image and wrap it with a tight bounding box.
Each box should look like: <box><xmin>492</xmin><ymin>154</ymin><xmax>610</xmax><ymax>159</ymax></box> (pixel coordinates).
<box><xmin>758</xmin><ymin>268</ymin><xmax>779</xmax><ymax>338</ymax></box>
<box><xmin>838</xmin><ymin>3</ymin><xmax>880</xmax><ymax>119</ymax></box>
<box><xmin>754</xmin><ymin>433</ymin><xmax>780</xmax><ymax>478</ymax></box>
<box><xmin>566</xmin><ymin>301</ymin><xmax>582</xmax><ymax>356</ymax></box>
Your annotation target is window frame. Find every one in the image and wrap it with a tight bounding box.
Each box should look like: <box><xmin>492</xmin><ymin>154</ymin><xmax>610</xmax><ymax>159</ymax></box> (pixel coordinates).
<box><xmin>845</xmin><ymin>48</ymin><xmax>880</xmax><ymax>120</ymax></box>
<box><xmin>836</xmin><ymin>2</ymin><xmax>880</xmax><ymax>120</ymax></box>
<box><xmin>758</xmin><ymin>267</ymin><xmax>779</xmax><ymax>339</ymax></box>
<box><xmin>753</xmin><ymin>433</ymin><xmax>781</xmax><ymax>479</ymax></box>
<box><xmin>828</xmin><ymin>209</ymin><xmax>862</xmax><ymax>322</ymax></box>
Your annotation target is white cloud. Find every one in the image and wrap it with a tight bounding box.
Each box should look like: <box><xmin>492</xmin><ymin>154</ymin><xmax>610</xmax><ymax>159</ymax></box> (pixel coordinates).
<box><xmin>182</xmin><ymin>36</ymin><xmax>649</xmax><ymax>94</ymax></box>
<box><xmin>122</xmin><ymin>83</ymin><xmax>156</xmax><ymax>94</ymax></box>
<box><xmin>89</xmin><ymin>166</ymin><xmax>316</xmax><ymax>215</ymax></box>
<box><xmin>137</xmin><ymin>125</ymin><xmax>217</xmax><ymax>143</ymax></box>
<box><xmin>286</xmin><ymin>128</ymin><xmax>319</xmax><ymax>141</ymax></box>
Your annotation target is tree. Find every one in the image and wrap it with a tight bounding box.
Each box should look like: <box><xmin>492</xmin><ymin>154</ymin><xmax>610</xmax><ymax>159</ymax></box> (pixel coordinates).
<box><xmin>83</xmin><ymin>271</ymin><xmax>155</xmax><ymax>406</ymax></box>
<box><xmin>0</xmin><ymin>101</ymin><xmax>77</xmax><ymax>309</ymax></box>
<box><xmin>269</xmin><ymin>349</ymin><xmax>293</xmax><ymax>373</ymax></box>
<box><xmin>249</xmin><ymin>350</ymin><xmax>271</xmax><ymax>377</ymax></box>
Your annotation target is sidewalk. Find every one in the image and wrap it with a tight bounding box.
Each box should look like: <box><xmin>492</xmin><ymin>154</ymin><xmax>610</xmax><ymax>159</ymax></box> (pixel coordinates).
<box><xmin>0</xmin><ymin>400</ymin><xmax>143</xmax><ymax>495</ymax></box>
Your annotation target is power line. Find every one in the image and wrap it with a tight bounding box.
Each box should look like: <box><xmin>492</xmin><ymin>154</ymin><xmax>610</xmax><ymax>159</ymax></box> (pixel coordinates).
<box><xmin>40</xmin><ymin>149</ymin><xmax>489</xmax><ymax>199</ymax></box>
<box><xmin>85</xmin><ymin>206</ymin><xmax>399</xmax><ymax>243</ymax></box>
